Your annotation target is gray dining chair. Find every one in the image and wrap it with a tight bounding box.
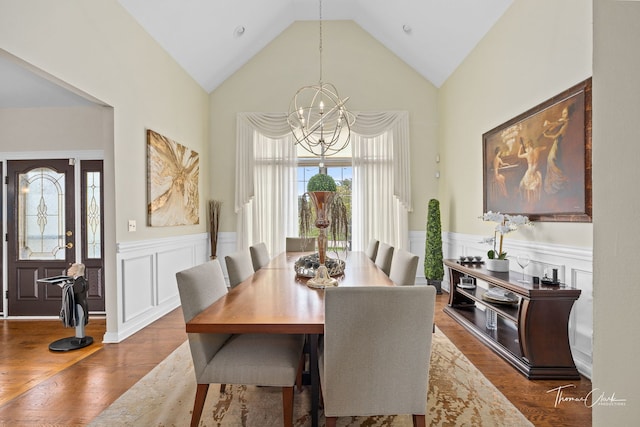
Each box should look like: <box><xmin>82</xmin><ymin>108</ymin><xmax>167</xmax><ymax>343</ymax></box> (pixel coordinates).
<box><xmin>249</xmin><ymin>242</ymin><xmax>270</xmax><ymax>272</ymax></box>
<box><xmin>225</xmin><ymin>250</ymin><xmax>254</xmax><ymax>287</ymax></box>
<box><xmin>285</xmin><ymin>237</ymin><xmax>315</xmax><ymax>252</ymax></box>
<box><xmin>365</xmin><ymin>238</ymin><xmax>379</xmax><ymax>261</ymax></box>
<box><xmin>374</xmin><ymin>242</ymin><xmax>394</xmax><ymax>276</ymax></box>
<box><xmin>388</xmin><ymin>248</ymin><xmax>420</xmax><ymax>286</ymax></box>
<box><xmin>176</xmin><ymin>259</ymin><xmax>305</xmax><ymax>427</ymax></box>
<box><xmin>319</xmin><ymin>286</ymin><xmax>436</xmax><ymax>427</ymax></box>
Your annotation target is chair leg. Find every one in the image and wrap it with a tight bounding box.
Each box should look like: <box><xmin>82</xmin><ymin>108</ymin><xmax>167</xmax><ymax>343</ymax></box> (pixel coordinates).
<box><xmin>325</xmin><ymin>416</ymin><xmax>338</xmax><ymax>427</ymax></box>
<box><xmin>191</xmin><ymin>383</ymin><xmax>209</xmax><ymax>427</ymax></box>
<box><xmin>296</xmin><ymin>353</ymin><xmax>304</xmax><ymax>392</ymax></box>
<box><xmin>220</xmin><ymin>383</ymin><xmax>226</xmax><ymax>393</ymax></box>
<box><xmin>282</xmin><ymin>386</ymin><xmax>294</xmax><ymax>427</ymax></box>
<box><xmin>413</xmin><ymin>414</ymin><xmax>426</xmax><ymax>427</ymax></box>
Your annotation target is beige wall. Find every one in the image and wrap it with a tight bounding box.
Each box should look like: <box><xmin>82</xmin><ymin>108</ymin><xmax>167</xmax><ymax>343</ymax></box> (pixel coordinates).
<box><xmin>593</xmin><ymin>0</ymin><xmax>640</xmax><ymax>423</ymax></box>
<box><xmin>209</xmin><ymin>20</ymin><xmax>439</xmax><ymax>232</ymax></box>
<box><xmin>0</xmin><ymin>106</ymin><xmax>106</xmax><ymax>151</ymax></box>
<box><xmin>438</xmin><ymin>0</ymin><xmax>593</xmax><ymax>249</ymax></box>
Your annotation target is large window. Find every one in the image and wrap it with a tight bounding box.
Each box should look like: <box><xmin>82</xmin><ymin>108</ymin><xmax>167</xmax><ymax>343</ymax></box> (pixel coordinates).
<box><xmin>297</xmin><ymin>158</ymin><xmax>352</xmax><ymax>249</ymax></box>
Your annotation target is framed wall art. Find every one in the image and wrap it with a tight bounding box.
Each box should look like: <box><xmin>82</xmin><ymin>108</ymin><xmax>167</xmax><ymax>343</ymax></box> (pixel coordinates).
<box><xmin>482</xmin><ymin>78</ymin><xmax>592</xmax><ymax>222</ymax></box>
<box><xmin>147</xmin><ymin>129</ymin><xmax>199</xmax><ymax>226</ymax></box>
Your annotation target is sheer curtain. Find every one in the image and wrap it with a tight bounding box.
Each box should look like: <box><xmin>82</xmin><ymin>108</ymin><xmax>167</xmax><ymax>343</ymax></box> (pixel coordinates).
<box><xmin>235</xmin><ymin>113</ymin><xmax>297</xmax><ymax>256</ymax></box>
<box><xmin>235</xmin><ymin>111</ymin><xmax>411</xmax><ymax>255</ymax></box>
<box><xmin>351</xmin><ymin>111</ymin><xmax>411</xmax><ymax>251</ymax></box>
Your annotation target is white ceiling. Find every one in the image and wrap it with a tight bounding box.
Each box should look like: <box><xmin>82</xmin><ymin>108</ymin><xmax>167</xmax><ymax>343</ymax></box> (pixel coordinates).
<box><xmin>1</xmin><ymin>0</ymin><xmax>513</xmax><ymax>107</ymax></box>
<box><xmin>119</xmin><ymin>0</ymin><xmax>514</xmax><ymax>92</ymax></box>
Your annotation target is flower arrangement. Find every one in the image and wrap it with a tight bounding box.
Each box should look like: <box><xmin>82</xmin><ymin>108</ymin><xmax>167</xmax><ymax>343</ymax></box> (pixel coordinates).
<box><xmin>480</xmin><ymin>211</ymin><xmax>532</xmax><ymax>259</ymax></box>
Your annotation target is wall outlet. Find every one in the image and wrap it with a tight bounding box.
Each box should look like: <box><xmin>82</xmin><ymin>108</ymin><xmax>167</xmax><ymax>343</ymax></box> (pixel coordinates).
<box><xmin>128</xmin><ymin>220</ymin><xmax>136</xmax><ymax>232</ymax></box>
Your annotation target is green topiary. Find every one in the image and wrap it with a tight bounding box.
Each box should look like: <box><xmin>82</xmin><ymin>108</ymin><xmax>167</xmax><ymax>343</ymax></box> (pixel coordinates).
<box><xmin>307</xmin><ymin>173</ymin><xmax>337</xmax><ymax>192</ymax></box>
<box><xmin>425</xmin><ymin>199</ymin><xmax>444</xmax><ymax>293</ymax></box>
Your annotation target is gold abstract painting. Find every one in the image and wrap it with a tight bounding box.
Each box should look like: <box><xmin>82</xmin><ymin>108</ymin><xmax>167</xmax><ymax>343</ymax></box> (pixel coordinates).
<box><xmin>147</xmin><ymin>129</ymin><xmax>199</xmax><ymax>226</ymax></box>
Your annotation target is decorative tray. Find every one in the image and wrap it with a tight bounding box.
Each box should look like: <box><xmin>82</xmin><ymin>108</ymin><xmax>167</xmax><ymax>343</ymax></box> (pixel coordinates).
<box><xmin>294</xmin><ymin>253</ymin><xmax>345</xmax><ymax>278</ymax></box>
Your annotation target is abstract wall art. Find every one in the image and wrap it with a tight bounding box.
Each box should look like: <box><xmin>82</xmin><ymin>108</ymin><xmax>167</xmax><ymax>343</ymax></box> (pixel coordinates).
<box><xmin>147</xmin><ymin>129</ymin><xmax>199</xmax><ymax>226</ymax></box>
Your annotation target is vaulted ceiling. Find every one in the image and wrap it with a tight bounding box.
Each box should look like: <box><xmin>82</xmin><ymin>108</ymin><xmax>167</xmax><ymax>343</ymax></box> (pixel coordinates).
<box><xmin>118</xmin><ymin>0</ymin><xmax>514</xmax><ymax>91</ymax></box>
<box><xmin>1</xmin><ymin>0</ymin><xmax>513</xmax><ymax>107</ymax></box>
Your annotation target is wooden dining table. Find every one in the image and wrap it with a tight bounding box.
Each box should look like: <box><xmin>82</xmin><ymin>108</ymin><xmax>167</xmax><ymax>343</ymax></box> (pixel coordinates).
<box><xmin>186</xmin><ymin>250</ymin><xmax>395</xmax><ymax>427</ymax></box>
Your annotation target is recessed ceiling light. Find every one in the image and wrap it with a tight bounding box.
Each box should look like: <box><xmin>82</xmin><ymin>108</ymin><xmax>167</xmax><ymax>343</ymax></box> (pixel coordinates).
<box><xmin>402</xmin><ymin>24</ymin><xmax>412</xmax><ymax>34</ymax></box>
<box><xmin>234</xmin><ymin>25</ymin><xmax>245</xmax><ymax>37</ymax></box>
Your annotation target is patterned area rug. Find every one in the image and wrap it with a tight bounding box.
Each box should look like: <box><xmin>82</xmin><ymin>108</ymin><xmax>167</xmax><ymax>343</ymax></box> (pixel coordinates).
<box><xmin>89</xmin><ymin>329</ymin><xmax>532</xmax><ymax>426</ymax></box>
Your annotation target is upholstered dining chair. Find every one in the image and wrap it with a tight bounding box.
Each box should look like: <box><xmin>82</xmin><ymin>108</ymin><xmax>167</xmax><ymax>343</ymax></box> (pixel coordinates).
<box><xmin>249</xmin><ymin>242</ymin><xmax>270</xmax><ymax>272</ymax></box>
<box><xmin>176</xmin><ymin>260</ymin><xmax>305</xmax><ymax>427</ymax></box>
<box><xmin>225</xmin><ymin>250</ymin><xmax>254</xmax><ymax>287</ymax></box>
<box><xmin>374</xmin><ymin>242</ymin><xmax>394</xmax><ymax>276</ymax></box>
<box><xmin>320</xmin><ymin>286</ymin><xmax>436</xmax><ymax>427</ymax></box>
<box><xmin>365</xmin><ymin>238</ymin><xmax>380</xmax><ymax>261</ymax></box>
<box><xmin>285</xmin><ymin>237</ymin><xmax>315</xmax><ymax>252</ymax></box>
<box><xmin>388</xmin><ymin>248</ymin><xmax>420</xmax><ymax>286</ymax></box>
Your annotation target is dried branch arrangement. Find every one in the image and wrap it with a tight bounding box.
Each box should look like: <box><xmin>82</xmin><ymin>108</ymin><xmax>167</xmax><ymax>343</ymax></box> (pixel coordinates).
<box><xmin>208</xmin><ymin>200</ymin><xmax>222</xmax><ymax>259</ymax></box>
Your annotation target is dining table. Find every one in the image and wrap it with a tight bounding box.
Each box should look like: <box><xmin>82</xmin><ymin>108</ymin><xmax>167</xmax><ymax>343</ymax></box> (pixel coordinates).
<box><xmin>185</xmin><ymin>250</ymin><xmax>395</xmax><ymax>427</ymax></box>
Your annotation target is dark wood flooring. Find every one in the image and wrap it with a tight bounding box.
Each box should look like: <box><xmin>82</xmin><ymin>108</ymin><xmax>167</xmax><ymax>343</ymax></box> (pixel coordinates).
<box><xmin>0</xmin><ymin>292</ymin><xmax>591</xmax><ymax>426</ymax></box>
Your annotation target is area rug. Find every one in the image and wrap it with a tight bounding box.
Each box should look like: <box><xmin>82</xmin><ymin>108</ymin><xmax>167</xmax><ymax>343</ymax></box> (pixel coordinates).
<box><xmin>89</xmin><ymin>329</ymin><xmax>533</xmax><ymax>426</ymax></box>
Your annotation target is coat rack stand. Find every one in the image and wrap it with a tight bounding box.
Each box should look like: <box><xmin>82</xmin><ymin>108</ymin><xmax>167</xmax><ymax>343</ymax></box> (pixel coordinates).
<box><xmin>37</xmin><ymin>274</ymin><xmax>94</xmax><ymax>352</ymax></box>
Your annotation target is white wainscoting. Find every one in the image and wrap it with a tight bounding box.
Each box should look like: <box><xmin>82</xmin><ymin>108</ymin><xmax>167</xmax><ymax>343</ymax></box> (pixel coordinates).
<box><xmin>438</xmin><ymin>231</ymin><xmax>593</xmax><ymax>379</ymax></box>
<box><xmin>105</xmin><ymin>233</ymin><xmax>209</xmax><ymax>343</ymax></box>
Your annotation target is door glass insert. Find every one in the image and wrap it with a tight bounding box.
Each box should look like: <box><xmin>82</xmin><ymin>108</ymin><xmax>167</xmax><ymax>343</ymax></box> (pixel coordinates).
<box><xmin>85</xmin><ymin>171</ymin><xmax>102</xmax><ymax>259</ymax></box>
<box><xmin>18</xmin><ymin>167</ymin><xmax>66</xmax><ymax>260</ymax></box>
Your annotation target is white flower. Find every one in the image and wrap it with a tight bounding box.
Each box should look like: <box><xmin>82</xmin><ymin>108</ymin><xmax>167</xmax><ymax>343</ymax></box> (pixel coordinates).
<box><xmin>480</xmin><ymin>211</ymin><xmax>532</xmax><ymax>258</ymax></box>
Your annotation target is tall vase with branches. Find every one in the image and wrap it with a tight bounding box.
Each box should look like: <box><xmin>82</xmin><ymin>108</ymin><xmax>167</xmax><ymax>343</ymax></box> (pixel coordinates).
<box><xmin>298</xmin><ymin>173</ymin><xmax>349</xmax><ymax>287</ymax></box>
<box><xmin>208</xmin><ymin>200</ymin><xmax>222</xmax><ymax>259</ymax></box>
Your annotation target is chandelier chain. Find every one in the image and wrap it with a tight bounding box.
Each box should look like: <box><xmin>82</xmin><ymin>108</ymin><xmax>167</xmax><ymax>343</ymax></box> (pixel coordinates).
<box><xmin>319</xmin><ymin>0</ymin><xmax>323</xmax><ymax>85</ymax></box>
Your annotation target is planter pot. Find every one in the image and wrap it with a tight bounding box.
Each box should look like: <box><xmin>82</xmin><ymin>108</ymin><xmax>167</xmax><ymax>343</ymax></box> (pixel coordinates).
<box><xmin>427</xmin><ymin>279</ymin><xmax>442</xmax><ymax>295</ymax></box>
<box><xmin>486</xmin><ymin>259</ymin><xmax>510</xmax><ymax>272</ymax></box>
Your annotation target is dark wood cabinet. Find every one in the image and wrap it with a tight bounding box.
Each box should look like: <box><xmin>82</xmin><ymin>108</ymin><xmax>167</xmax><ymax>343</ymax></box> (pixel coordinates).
<box><xmin>444</xmin><ymin>259</ymin><xmax>581</xmax><ymax>379</ymax></box>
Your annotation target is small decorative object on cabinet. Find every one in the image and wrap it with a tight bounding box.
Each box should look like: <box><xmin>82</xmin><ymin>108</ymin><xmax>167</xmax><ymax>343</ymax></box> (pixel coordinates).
<box><xmin>444</xmin><ymin>259</ymin><xmax>581</xmax><ymax>380</ymax></box>
<box><xmin>480</xmin><ymin>211</ymin><xmax>531</xmax><ymax>271</ymax></box>
<box><xmin>485</xmin><ymin>258</ymin><xmax>510</xmax><ymax>272</ymax></box>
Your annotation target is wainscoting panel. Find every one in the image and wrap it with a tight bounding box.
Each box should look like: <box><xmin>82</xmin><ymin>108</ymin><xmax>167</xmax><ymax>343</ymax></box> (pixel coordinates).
<box><xmin>121</xmin><ymin>254</ymin><xmax>154</xmax><ymax>323</ymax></box>
<box><xmin>107</xmin><ymin>233</ymin><xmax>209</xmax><ymax>343</ymax></box>
<box><xmin>157</xmin><ymin>246</ymin><xmax>194</xmax><ymax>306</ymax></box>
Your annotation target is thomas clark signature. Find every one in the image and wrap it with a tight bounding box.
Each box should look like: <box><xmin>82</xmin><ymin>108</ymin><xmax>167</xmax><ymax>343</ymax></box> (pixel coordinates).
<box><xmin>547</xmin><ymin>384</ymin><xmax>627</xmax><ymax>408</ymax></box>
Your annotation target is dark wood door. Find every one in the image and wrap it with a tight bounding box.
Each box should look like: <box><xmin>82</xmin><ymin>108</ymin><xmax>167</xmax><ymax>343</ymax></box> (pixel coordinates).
<box><xmin>7</xmin><ymin>159</ymin><xmax>76</xmax><ymax>316</ymax></box>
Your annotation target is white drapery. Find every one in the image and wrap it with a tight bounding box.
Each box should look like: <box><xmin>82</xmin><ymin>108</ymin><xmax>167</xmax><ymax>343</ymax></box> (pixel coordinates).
<box><xmin>235</xmin><ymin>113</ymin><xmax>297</xmax><ymax>256</ymax></box>
<box><xmin>235</xmin><ymin>111</ymin><xmax>411</xmax><ymax>255</ymax></box>
<box><xmin>351</xmin><ymin>111</ymin><xmax>411</xmax><ymax>251</ymax></box>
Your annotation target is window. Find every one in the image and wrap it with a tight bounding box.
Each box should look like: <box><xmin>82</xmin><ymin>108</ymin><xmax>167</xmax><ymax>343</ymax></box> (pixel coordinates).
<box><xmin>296</xmin><ymin>159</ymin><xmax>352</xmax><ymax>249</ymax></box>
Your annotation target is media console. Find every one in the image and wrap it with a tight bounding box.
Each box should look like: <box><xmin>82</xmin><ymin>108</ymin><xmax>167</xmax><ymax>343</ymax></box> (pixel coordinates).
<box><xmin>443</xmin><ymin>259</ymin><xmax>581</xmax><ymax>379</ymax></box>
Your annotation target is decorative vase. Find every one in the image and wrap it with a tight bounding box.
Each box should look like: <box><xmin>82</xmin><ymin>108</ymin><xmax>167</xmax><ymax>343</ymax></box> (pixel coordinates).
<box><xmin>307</xmin><ymin>191</ymin><xmax>338</xmax><ymax>288</ymax></box>
<box><xmin>486</xmin><ymin>258</ymin><xmax>510</xmax><ymax>273</ymax></box>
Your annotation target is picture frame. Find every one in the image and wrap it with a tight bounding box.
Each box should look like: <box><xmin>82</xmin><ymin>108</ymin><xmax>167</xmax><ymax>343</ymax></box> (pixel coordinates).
<box><xmin>482</xmin><ymin>78</ymin><xmax>592</xmax><ymax>222</ymax></box>
<box><xmin>147</xmin><ymin>129</ymin><xmax>200</xmax><ymax>226</ymax></box>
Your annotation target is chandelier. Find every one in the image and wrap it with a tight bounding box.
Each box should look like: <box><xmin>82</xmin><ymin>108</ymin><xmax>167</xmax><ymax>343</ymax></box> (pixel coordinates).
<box><xmin>288</xmin><ymin>0</ymin><xmax>355</xmax><ymax>158</ymax></box>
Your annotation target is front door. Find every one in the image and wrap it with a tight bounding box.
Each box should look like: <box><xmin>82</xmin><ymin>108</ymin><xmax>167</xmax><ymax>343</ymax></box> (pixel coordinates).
<box><xmin>6</xmin><ymin>159</ymin><xmax>76</xmax><ymax>316</ymax></box>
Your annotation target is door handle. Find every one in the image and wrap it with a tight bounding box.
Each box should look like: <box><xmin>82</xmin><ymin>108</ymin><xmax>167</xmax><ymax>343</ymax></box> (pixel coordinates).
<box><xmin>65</xmin><ymin>242</ymin><xmax>74</xmax><ymax>249</ymax></box>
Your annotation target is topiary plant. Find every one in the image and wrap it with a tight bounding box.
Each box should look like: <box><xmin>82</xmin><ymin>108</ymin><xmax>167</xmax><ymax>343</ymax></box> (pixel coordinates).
<box><xmin>424</xmin><ymin>198</ymin><xmax>444</xmax><ymax>294</ymax></box>
<box><xmin>307</xmin><ymin>173</ymin><xmax>337</xmax><ymax>192</ymax></box>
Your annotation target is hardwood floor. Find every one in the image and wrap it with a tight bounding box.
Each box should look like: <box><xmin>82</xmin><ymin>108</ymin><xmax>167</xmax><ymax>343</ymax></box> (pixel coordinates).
<box><xmin>0</xmin><ymin>292</ymin><xmax>591</xmax><ymax>426</ymax></box>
